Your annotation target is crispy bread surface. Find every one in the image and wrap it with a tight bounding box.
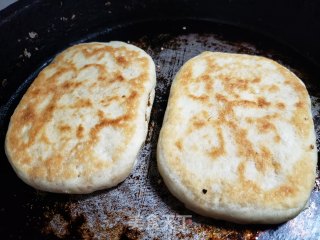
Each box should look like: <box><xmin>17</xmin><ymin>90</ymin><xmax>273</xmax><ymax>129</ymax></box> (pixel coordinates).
<box><xmin>6</xmin><ymin>41</ymin><xmax>156</xmax><ymax>193</ymax></box>
<box><xmin>157</xmin><ymin>52</ymin><xmax>317</xmax><ymax>224</ymax></box>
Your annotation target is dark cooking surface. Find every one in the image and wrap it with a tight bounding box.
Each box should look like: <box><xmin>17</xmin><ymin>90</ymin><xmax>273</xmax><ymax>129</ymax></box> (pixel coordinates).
<box><xmin>1</xmin><ymin>5</ymin><xmax>320</xmax><ymax>240</ymax></box>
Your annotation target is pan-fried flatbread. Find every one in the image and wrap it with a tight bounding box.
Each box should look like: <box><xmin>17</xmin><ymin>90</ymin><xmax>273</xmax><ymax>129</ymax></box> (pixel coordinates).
<box><xmin>157</xmin><ymin>52</ymin><xmax>317</xmax><ymax>224</ymax></box>
<box><xmin>5</xmin><ymin>41</ymin><xmax>156</xmax><ymax>194</ymax></box>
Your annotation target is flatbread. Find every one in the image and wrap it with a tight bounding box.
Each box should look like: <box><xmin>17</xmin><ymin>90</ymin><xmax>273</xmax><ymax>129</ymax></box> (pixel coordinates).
<box><xmin>5</xmin><ymin>41</ymin><xmax>156</xmax><ymax>194</ymax></box>
<box><xmin>157</xmin><ymin>52</ymin><xmax>317</xmax><ymax>224</ymax></box>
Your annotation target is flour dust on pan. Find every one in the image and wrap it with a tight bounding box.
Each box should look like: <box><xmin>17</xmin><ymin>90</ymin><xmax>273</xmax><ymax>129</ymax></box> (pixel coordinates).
<box><xmin>4</xmin><ymin>20</ymin><xmax>320</xmax><ymax>239</ymax></box>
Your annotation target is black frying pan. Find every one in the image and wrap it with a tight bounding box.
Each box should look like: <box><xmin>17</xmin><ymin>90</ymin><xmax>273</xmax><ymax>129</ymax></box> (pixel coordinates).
<box><xmin>0</xmin><ymin>0</ymin><xmax>319</xmax><ymax>239</ymax></box>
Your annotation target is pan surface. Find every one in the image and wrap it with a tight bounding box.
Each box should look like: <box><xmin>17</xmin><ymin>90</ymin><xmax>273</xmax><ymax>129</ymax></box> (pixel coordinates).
<box><xmin>0</xmin><ymin>11</ymin><xmax>320</xmax><ymax>240</ymax></box>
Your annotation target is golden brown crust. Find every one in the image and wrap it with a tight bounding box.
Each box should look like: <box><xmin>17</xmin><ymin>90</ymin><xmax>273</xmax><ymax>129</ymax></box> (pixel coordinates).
<box><xmin>157</xmin><ymin>52</ymin><xmax>317</xmax><ymax>223</ymax></box>
<box><xmin>5</xmin><ymin>41</ymin><xmax>156</xmax><ymax>193</ymax></box>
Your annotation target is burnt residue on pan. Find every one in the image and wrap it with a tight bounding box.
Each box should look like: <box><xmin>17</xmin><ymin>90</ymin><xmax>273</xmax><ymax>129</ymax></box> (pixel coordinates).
<box><xmin>0</xmin><ymin>19</ymin><xmax>319</xmax><ymax>239</ymax></box>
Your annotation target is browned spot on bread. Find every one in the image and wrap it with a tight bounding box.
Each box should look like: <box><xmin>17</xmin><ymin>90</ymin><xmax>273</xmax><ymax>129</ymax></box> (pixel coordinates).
<box><xmin>21</xmin><ymin>157</ymin><xmax>32</xmax><ymax>165</ymax></box>
<box><xmin>46</xmin><ymin>104</ymin><xmax>55</xmax><ymax>114</ymax></box>
<box><xmin>97</xmin><ymin>110</ymin><xmax>104</xmax><ymax>120</ymax></box>
<box><xmin>81</xmin><ymin>45</ymin><xmax>113</xmax><ymax>58</ymax></box>
<box><xmin>207</xmin><ymin>127</ymin><xmax>225</xmax><ymax>159</ymax></box>
<box><xmin>276</xmin><ymin>102</ymin><xmax>285</xmax><ymax>110</ymax></box>
<box><xmin>109</xmin><ymin>72</ymin><xmax>125</xmax><ymax>83</ymax></box>
<box><xmin>180</xmin><ymin>68</ymin><xmax>192</xmax><ymax>84</ymax></box>
<box><xmin>205</xmin><ymin>81</ymin><xmax>213</xmax><ymax>92</ymax></box>
<box><xmin>284</xmin><ymin>80</ymin><xmax>290</xmax><ymax>85</ymax></box>
<box><xmin>215</xmin><ymin>94</ymin><xmax>228</xmax><ymax>102</ymax></box>
<box><xmin>58</xmin><ymin>125</ymin><xmax>71</xmax><ymax>132</ymax></box>
<box><xmin>21</xmin><ymin>107</ymin><xmax>35</xmax><ymax>122</ymax></box>
<box><xmin>295</xmin><ymin>101</ymin><xmax>304</xmax><ymax>108</ymax></box>
<box><xmin>116</xmin><ymin>56</ymin><xmax>128</xmax><ymax>66</ymax></box>
<box><xmin>256</xmin><ymin>146</ymin><xmax>273</xmax><ymax>173</ymax></box>
<box><xmin>28</xmin><ymin>166</ymin><xmax>46</xmax><ymax>180</ymax></box>
<box><xmin>274</xmin><ymin>135</ymin><xmax>281</xmax><ymax>143</ymax></box>
<box><xmin>264</xmin><ymin>113</ymin><xmax>280</xmax><ymax>120</ymax></box>
<box><xmin>29</xmin><ymin>88</ymin><xmax>41</xmax><ymax>96</ymax></box>
<box><xmin>98</xmin><ymin>75</ymin><xmax>107</xmax><ymax>81</ymax></box>
<box><xmin>62</xmin><ymin>81</ymin><xmax>82</xmax><ymax>90</ymax></box>
<box><xmin>257</xmin><ymin>97</ymin><xmax>271</xmax><ymax>108</ymax></box>
<box><xmin>257</xmin><ymin>119</ymin><xmax>276</xmax><ymax>133</ymax></box>
<box><xmin>237</xmin><ymin>161</ymin><xmax>246</xmax><ymax>179</ymax></box>
<box><xmin>268</xmin><ymin>85</ymin><xmax>279</xmax><ymax>92</ymax></box>
<box><xmin>40</xmin><ymin>134</ymin><xmax>51</xmax><ymax>144</ymax></box>
<box><xmin>175</xmin><ymin>140</ymin><xmax>182</xmax><ymax>150</ymax></box>
<box><xmin>246</xmin><ymin>117</ymin><xmax>254</xmax><ymax>124</ymax></box>
<box><xmin>100</xmin><ymin>96</ymin><xmax>121</xmax><ymax>106</ymax></box>
<box><xmin>231</xmin><ymin>79</ymin><xmax>249</xmax><ymax>91</ymax></box>
<box><xmin>71</xmin><ymin>99</ymin><xmax>92</xmax><ymax>108</ymax></box>
<box><xmin>252</xmin><ymin>77</ymin><xmax>261</xmax><ymax>83</ymax></box>
<box><xmin>272</xmin><ymin>185</ymin><xmax>295</xmax><ymax>199</ymax></box>
<box><xmin>201</xmin><ymin>75</ymin><xmax>210</xmax><ymax>81</ymax></box>
<box><xmin>116</xmin><ymin>74</ymin><xmax>124</xmax><ymax>82</ymax></box>
<box><xmin>77</xmin><ymin>125</ymin><xmax>84</xmax><ymax>139</ymax></box>
<box><xmin>272</xmin><ymin>160</ymin><xmax>282</xmax><ymax>174</ymax></box>
<box><xmin>232</xmin><ymin>99</ymin><xmax>257</xmax><ymax>108</ymax></box>
<box><xmin>193</xmin><ymin>120</ymin><xmax>206</xmax><ymax>129</ymax></box>
<box><xmin>310</xmin><ymin>144</ymin><xmax>314</xmax><ymax>150</ymax></box>
<box><xmin>127</xmin><ymin>91</ymin><xmax>138</xmax><ymax>102</ymax></box>
<box><xmin>188</xmin><ymin>94</ymin><xmax>209</xmax><ymax>101</ymax></box>
<box><xmin>90</xmin><ymin>114</ymin><xmax>131</xmax><ymax>140</ymax></box>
